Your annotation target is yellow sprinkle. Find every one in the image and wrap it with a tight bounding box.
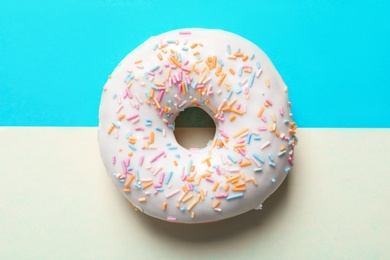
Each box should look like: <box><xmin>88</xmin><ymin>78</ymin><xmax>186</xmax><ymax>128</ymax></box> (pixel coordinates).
<box><xmin>187</xmin><ymin>199</ymin><xmax>198</xmax><ymax>211</ymax></box>
<box><xmin>251</xmin><ymin>177</ymin><xmax>258</xmax><ymax>186</ymax></box>
<box><xmin>138</xmin><ymin>197</ymin><xmax>147</xmax><ymax>202</ymax></box>
<box><xmin>265</xmin><ymin>77</ymin><xmax>270</xmax><ymax>87</ymax></box>
<box><xmin>227</xmin><ymin>55</ymin><xmax>237</xmax><ymax>60</ymax></box>
<box><xmin>269</xmin><ymin>123</ymin><xmax>276</xmax><ymax>132</ymax></box>
<box><xmin>165</xmin><ymin>67</ymin><xmax>171</xmax><ymax>80</ymax></box>
<box><xmin>271</xmin><ymin>113</ymin><xmax>276</xmax><ymax>123</ymax></box>
<box><xmin>233</xmin><ymin>127</ymin><xmax>249</xmax><ymax>138</ymax></box>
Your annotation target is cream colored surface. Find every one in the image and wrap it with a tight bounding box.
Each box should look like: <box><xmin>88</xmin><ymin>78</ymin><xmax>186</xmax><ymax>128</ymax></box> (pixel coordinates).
<box><xmin>0</xmin><ymin>127</ymin><xmax>389</xmax><ymax>259</ymax></box>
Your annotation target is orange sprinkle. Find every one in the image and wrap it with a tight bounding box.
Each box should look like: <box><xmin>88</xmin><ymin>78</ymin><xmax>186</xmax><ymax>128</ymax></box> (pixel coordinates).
<box><xmin>196</xmin><ymin>176</ymin><xmax>202</xmax><ymax>186</ymax></box>
<box><xmin>193</xmin><ymin>51</ymin><xmax>200</xmax><ymax>56</ymax></box>
<box><xmin>149</xmin><ymin>132</ymin><xmax>154</xmax><ymax>144</ymax></box>
<box><xmin>166</xmin><ymin>67</ymin><xmax>171</xmax><ymax>80</ymax></box>
<box><xmin>251</xmin><ymin>177</ymin><xmax>258</xmax><ymax>186</ymax></box>
<box><xmin>157</xmin><ymin>53</ymin><xmax>163</xmax><ymax>60</ymax></box>
<box><xmin>226</xmin><ymin>174</ymin><xmax>241</xmax><ymax>183</ymax></box>
<box><xmin>191</xmin><ymin>212</ymin><xmax>195</xmax><ymax>218</ymax></box>
<box><xmin>242</xmin><ymin>55</ymin><xmax>248</xmax><ymax>61</ymax></box>
<box><xmin>200</xmin><ymin>189</ymin><xmax>204</xmax><ymax>201</ymax></box>
<box><xmin>183</xmin><ymin>185</ymin><xmax>189</xmax><ymax>194</ymax></box>
<box><xmin>138</xmin><ymin>197</ymin><xmax>147</xmax><ymax>202</ymax></box>
<box><xmin>169</xmin><ymin>57</ymin><xmax>182</xmax><ymax>68</ymax></box>
<box><xmin>265</xmin><ymin>77</ymin><xmax>270</xmax><ymax>87</ymax></box>
<box><xmin>127</xmin><ymin>152</ymin><xmax>133</xmax><ymax>157</ymax></box>
<box><xmin>202</xmin><ymin>157</ymin><xmax>212</xmax><ymax>167</ymax></box>
<box><xmin>153</xmin><ymin>97</ymin><xmax>160</xmax><ymax>109</ymax></box>
<box><xmin>212</xmin><ymin>56</ymin><xmax>217</xmax><ymax>69</ymax></box>
<box><xmin>162</xmin><ymin>202</ymin><xmax>167</xmax><ymax>211</ymax></box>
<box><xmin>232</xmin><ymin>187</ymin><xmax>246</xmax><ymax>192</ymax></box>
<box><xmin>185</xmin><ymin>177</ymin><xmax>195</xmax><ymax>182</ymax></box>
<box><xmin>143</xmin><ymin>182</ymin><xmax>154</xmax><ymax>190</ymax></box>
<box><xmin>173</xmin><ymin>160</ymin><xmax>178</xmax><ymax>166</ymax></box>
<box><xmin>280</xmin><ymin>146</ymin><xmax>286</xmax><ymax>151</ymax></box>
<box><xmin>213</xmin><ymin>200</ymin><xmax>220</xmax><ymax>209</ymax></box>
<box><xmin>233</xmin><ymin>127</ymin><xmax>249</xmax><ymax>138</ymax></box>
<box><xmin>118</xmin><ymin>114</ymin><xmax>125</xmax><ymax>121</ymax></box>
<box><xmin>107</xmin><ymin>125</ymin><xmax>115</xmax><ymax>135</ymax></box>
<box><xmin>230</xmin><ymin>108</ymin><xmax>244</xmax><ymax>115</ymax></box>
<box><xmin>134</xmin><ymin>59</ymin><xmax>142</xmax><ymax>64</ymax></box>
<box><xmin>217</xmin><ymin>73</ymin><xmax>226</xmax><ymax>86</ymax></box>
<box><xmin>190</xmin><ymin>43</ymin><xmax>198</xmax><ymax>49</ymax></box>
<box><xmin>230</xmin><ymin>115</ymin><xmax>236</xmax><ymax>122</ymax></box>
<box><xmin>239</xmin><ymin>161</ymin><xmax>252</xmax><ymax>167</ymax></box>
<box><xmin>125</xmin><ymin>175</ymin><xmax>135</xmax><ymax>187</ymax></box>
<box><xmin>123</xmin><ymin>188</ymin><xmax>131</xmax><ymax>193</ymax></box>
<box><xmin>235</xmin><ymin>182</ymin><xmax>246</xmax><ymax>187</ymax></box>
<box><xmin>212</xmin><ymin>182</ymin><xmax>220</xmax><ymax>192</ymax></box>
<box><xmin>229</xmin><ymin>68</ymin><xmax>235</xmax><ymax>75</ymax></box>
<box><xmin>271</xmin><ymin>113</ymin><xmax>276</xmax><ymax>123</ymax></box>
<box><xmin>234</xmin><ymin>52</ymin><xmax>243</xmax><ymax>57</ymax></box>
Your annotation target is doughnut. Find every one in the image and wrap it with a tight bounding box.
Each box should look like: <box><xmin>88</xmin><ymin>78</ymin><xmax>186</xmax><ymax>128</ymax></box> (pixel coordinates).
<box><xmin>98</xmin><ymin>28</ymin><xmax>297</xmax><ymax>223</ymax></box>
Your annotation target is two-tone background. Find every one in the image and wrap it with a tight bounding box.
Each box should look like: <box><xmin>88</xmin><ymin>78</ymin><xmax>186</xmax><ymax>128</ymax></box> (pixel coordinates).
<box><xmin>1</xmin><ymin>1</ymin><xmax>389</xmax><ymax>259</ymax></box>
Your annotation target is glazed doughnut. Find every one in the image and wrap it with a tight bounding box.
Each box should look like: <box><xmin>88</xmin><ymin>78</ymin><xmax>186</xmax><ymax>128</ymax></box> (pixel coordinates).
<box><xmin>98</xmin><ymin>28</ymin><xmax>297</xmax><ymax>223</ymax></box>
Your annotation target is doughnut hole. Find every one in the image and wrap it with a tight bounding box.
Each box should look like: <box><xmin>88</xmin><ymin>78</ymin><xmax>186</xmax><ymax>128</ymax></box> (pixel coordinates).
<box><xmin>173</xmin><ymin>107</ymin><xmax>216</xmax><ymax>149</ymax></box>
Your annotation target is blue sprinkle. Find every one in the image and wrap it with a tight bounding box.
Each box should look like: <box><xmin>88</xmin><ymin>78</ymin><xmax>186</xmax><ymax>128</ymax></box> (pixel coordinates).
<box><xmin>246</xmin><ymin>133</ymin><xmax>252</xmax><ymax>144</ymax></box>
<box><xmin>185</xmin><ymin>81</ymin><xmax>189</xmax><ymax>92</ymax></box>
<box><xmin>254</xmin><ymin>167</ymin><xmax>263</xmax><ymax>172</ymax></box>
<box><xmin>146</xmin><ymin>118</ymin><xmax>152</xmax><ymax>123</ymax></box>
<box><xmin>217</xmin><ymin>58</ymin><xmax>224</xmax><ymax>66</ymax></box>
<box><xmin>168</xmin><ymin>146</ymin><xmax>178</xmax><ymax>150</ymax></box>
<box><xmin>134</xmin><ymin>183</ymin><xmax>142</xmax><ymax>189</ymax></box>
<box><xmin>269</xmin><ymin>162</ymin><xmax>276</xmax><ymax>167</ymax></box>
<box><xmin>191</xmin><ymin>82</ymin><xmax>198</xmax><ymax>89</ymax></box>
<box><xmin>167</xmin><ymin>40</ymin><xmax>176</xmax><ymax>44</ymax></box>
<box><xmin>278</xmin><ymin>150</ymin><xmax>287</xmax><ymax>157</ymax></box>
<box><xmin>126</xmin><ymin>132</ymin><xmax>132</xmax><ymax>139</ymax></box>
<box><xmin>236</xmin><ymin>89</ymin><xmax>242</xmax><ymax>95</ymax></box>
<box><xmin>168</xmin><ymin>124</ymin><xmax>175</xmax><ymax>130</ymax></box>
<box><xmin>175</xmin><ymin>154</ymin><xmax>181</xmax><ymax>158</ymax></box>
<box><xmin>238</xmin><ymin>67</ymin><xmax>243</xmax><ymax>76</ymax></box>
<box><xmin>227</xmin><ymin>155</ymin><xmax>237</xmax><ymax>164</ymax></box>
<box><xmin>256</xmin><ymin>61</ymin><xmax>261</xmax><ymax>69</ymax></box>
<box><xmin>153</xmin><ymin>43</ymin><xmax>158</xmax><ymax>50</ymax></box>
<box><xmin>145</xmin><ymin>122</ymin><xmax>152</xmax><ymax>127</ymax></box>
<box><xmin>252</xmin><ymin>153</ymin><xmax>265</xmax><ymax>163</ymax></box>
<box><xmin>285</xmin><ymin>167</ymin><xmax>291</xmax><ymax>173</ymax></box>
<box><xmin>150</xmin><ymin>65</ymin><xmax>160</xmax><ymax>71</ymax></box>
<box><xmin>119</xmin><ymin>179</ymin><xmax>124</xmax><ymax>183</ymax></box>
<box><xmin>227</xmin><ymin>90</ymin><xmax>233</xmax><ymax>100</ymax></box>
<box><xmin>284</xmin><ymin>119</ymin><xmax>290</xmax><ymax>124</ymax></box>
<box><xmin>135</xmin><ymin>170</ymin><xmax>139</xmax><ymax>181</ymax></box>
<box><xmin>151</xmin><ymin>85</ymin><xmax>159</xmax><ymax>90</ymax></box>
<box><xmin>112</xmin><ymin>121</ymin><xmax>120</xmax><ymax>128</ymax></box>
<box><xmin>254</xmin><ymin>136</ymin><xmax>262</xmax><ymax>141</ymax></box>
<box><xmin>128</xmin><ymin>144</ymin><xmax>136</xmax><ymax>151</ymax></box>
<box><xmin>112</xmin><ymin>93</ymin><xmax>117</xmax><ymax>99</ymax></box>
<box><xmin>268</xmin><ymin>153</ymin><xmax>274</xmax><ymax>161</ymax></box>
<box><xmin>227</xmin><ymin>44</ymin><xmax>231</xmax><ymax>55</ymax></box>
<box><xmin>180</xmin><ymin>207</ymin><xmax>186</xmax><ymax>212</ymax></box>
<box><xmin>178</xmin><ymin>53</ymin><xmax>182</xmax><ymax>62</ymax></box>
<box><xmin>156</xmin><ymin>188</ymin><xmax>164</xmax><ymax>192</ymax></box>
<box><xmin>238</xmin><ymin>81</ymin><xmax>243</xmax><ymax>87</ymax></box>
<box><xmin>226</xmin><ymin>193</ymin><xmax>244</xmax><ymax>201</ymax></box>
<box><xmin>182</xmin><ymin>47</ymin><xmax>188</xmax><ymax>51</ymax></box>
<box><xmin>127</xmin><ymin>166</ymin><xmax>134</xmax><ymax>171</ymax></box>
<box><xmin>248</xmin><ymin>71</ymin><xmax>255</xmax><ymax>87</ymax></box>
<box><xmin>166</xmin><ymin>142</ymin><xmax>171</xmax><ymax>146</ymax></box>
<box><xmin>155</xmin><ymin>127</ymin><xmax>163</xmax><ymax>132</ymax></box>
<box><xmin>271</xmin><ymin>178</ymin><xmax>277</xmax><ymax>183</ymax></box>
<box><xmin>250</xmin><ymin>53</ymin><xmax>255</xmax><ymax>60</ymax></box>
<box><xmin>165</xmin><ymin>171</ymin><xmax>173</xmax><ymax>184</ymax></box>
<box><xmin>144</xmin><ymin>72</ymin><xmax>149</xmax><ymax>79</ymax></box>
<box><xmin>194</xmin><ymin>186</ymin><xmax>200</xmax><ymax>193</ymax></box>
<box><xmin>145</xmin><ymin>92</ymin><xmax>150</xmax><ymax>99</ymax></box>
<box><xmin>187</xmin><ymin>160</ymin><xmax>193</xmax><ymax>175</ymax></box>
<box><xmin>168</xmin><ymin>100</ymin><xmax>173</xmax><ymax>108</ymax></box>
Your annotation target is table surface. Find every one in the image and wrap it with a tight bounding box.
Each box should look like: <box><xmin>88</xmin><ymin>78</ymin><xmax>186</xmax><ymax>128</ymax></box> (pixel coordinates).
<box><xmin>1</xmin><ymin>127</ymin><xmax>389</xmax><ymax>259</ymax></box>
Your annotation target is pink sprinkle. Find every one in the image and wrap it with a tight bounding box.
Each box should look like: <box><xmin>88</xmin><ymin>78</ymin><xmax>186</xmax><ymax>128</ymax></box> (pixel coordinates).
<box><xmin>215</xmin><ymin>193</ymin><xmax>228</xmax><ymax>199</ymax></box>
<box><xmin>167</xmin><ymin>216</ymin><xmax>177</xmax><ymax>221</ymax></box>
<box><xmin>179</xmin><ymin>31</ymin><xmax>191</xmax><ymax>35</ymax></box>
<box><xmin>279</xmin><ymin>107</ymin><xmax>284</xmax><ymax>115</ymax></box>
<box><xmin>174</xmin><ymin>94</ymin><xmax>181</xmax><ymax>101</ymax></box>
<box><xmin>266</xmin><ymin>99</ymin><xmax>273</xmax><ymax>106</ymax></box>
<box><xmin>159</xmin><ymin>172</ymin><xmax>165</xmax><ymax>184</ymax></box>
<box><xmin>150</xmin><ymin>151</ymin><xmax>165</xmax><ymax>163</ymax></box>
<box><xmin>261</xmin><ymin>141</ymin><xmax>271</xmax><ymax>150</ymax></box>
<box><xmin>154</xmin><ymin>183</ymin><xmax>162</xmax><ymax>188</ymax></box>
<box><xmin>157</xmin><ymin>90</ymin><xmax>164</xmax><ymax>102</ymax></box>
<box><xmin>216</xmin><ymin>167</ymin><xmax>222</xmax><ymax>175</ymax></box>
<box><xmin>126</xmin><ymin>114</ymin><xmax>139</xmax><ymax>121</ymax></box>
<box><xmin>238</xmin><ymin>148</ymin><xmax>246</xmax><ymax>156</ymax></box>
<box><xmin>126</xmin><ymin>88</ymin><xmax>133</xmax><ymax>99</ymax></box>
<box><xmin>158</xmin><ymin>108</ymin><xmax>164</xmax><ymax>117</ymax></box>
<box><xmin>148</xmin><ymin>71</ymin><xmax>155</xmax><ymax>76</ymax></box>
<box><xmin>258</xmin><ymin>127</ymin><xmax>267</xmax><ymax>131</ymax></box>
<box><xmin>112</xmin><ymin>156</ymin><xmax>116</xmax><ymax>164</ymax></box>
<box><xmin>181</xmin><ymin>67</ymin><xmax>191</xmax><ymax>73</ymax></box>
<box><xmin>205</xmin><ymin>177</ymin><xmax>214</xmax><ymax>183</ymax></box>
<box><xmin>158</xmin><ymin>68</ymin><xmax>163</xmax><ymax>74</ymax></box>
<box><xmin>256</xmin><ymin>68</ymin><xmax>263</xmax><ymax>78</ymax></box>
<box><xmin>135</xmin><ymin>94</ymin><xmax>143</xmax><ymax>104</ymax></box>
<box><xmin>261</xmin><ymin>116</ymin><xmax>267</xmax><ymax>123</ymax></box>
<box><xmin>135</xmin><ymin>127</ymin><xmax>144</xmax><ymax>131</ymax></box>
<box><xmin>166</xmin><ymin>189</ymin><xmax>180</xmax><ymax>198</ymax></box>
<box><xmin>139</xmin><ymin>155</ymin><xmax>144</xmax><ymax>166</ymax></box>
<box><xmin>184</xmin><ymin>60</ymin><xmax>189</xmax><ymax>66</ymax></box>
<box><xmin>219</xmin><ymin>128</ymin><xmax>229</xmax><ymax>139</ymax></box>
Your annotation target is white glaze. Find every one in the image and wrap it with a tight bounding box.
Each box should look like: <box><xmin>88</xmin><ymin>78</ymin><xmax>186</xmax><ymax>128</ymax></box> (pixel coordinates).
<box><xmin>98</xmin><ymin>29</ymin><xmax>297</xmax><ymax>223</ymax></box>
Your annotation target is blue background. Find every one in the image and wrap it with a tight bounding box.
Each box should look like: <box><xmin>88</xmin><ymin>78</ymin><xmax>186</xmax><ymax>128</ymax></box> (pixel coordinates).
<box><xmin>1</xmin><ymin>0</ymin><xmax>389</xmax><ymax>127</ymax></box>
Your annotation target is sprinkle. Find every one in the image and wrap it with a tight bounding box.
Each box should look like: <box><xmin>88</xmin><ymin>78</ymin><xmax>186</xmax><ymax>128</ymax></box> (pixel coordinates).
<box><xmin>261</xmin><ymin>141</ymin><xmax>271</xmax><ymax>150</ymax></box>
<box><xmin>213</xmin><ymin>200</ymin><xmax>221</xmax><ymax>208</ymax></box>
<box><xmin>227</xmin><ymin>155</ymin><xmax>237</xmax><ymax>164</ymax></box>
<box><xmin>150</xmin><ymin>151</ymin><xmax>165</xmax><ymax>163</ymax></box>
<box><xmin>233</xmin><ymin>128</ymin><xmax>249</xmax><ymax>138</ymax></box>
<box><xmin>166</xmin><ymin>189</ymin><xmax>180</xmax><ymax>198</ymax></box>
<box><xmin>215</xmin><ymin>193</ymin><xmax>228</xmax><ymax>199</ymax></box>
<box><xmin>167</xmin><ymin>216</ymin><xmax>177</xmax><ymax>222</ymax></box>
<box><xmin>226</xmin><ymin>193</ymin><xmax>244</xmax><ymax>201</ymax></box>
<box><xmin>271</xmin><ymin>178</ymin><xmax>277</xmax><ymax>183</ymax></box>
<box><xmin>226</xmin><ymin>44</ymin><xmax>231</xmax><ymax>55</ymax></box>
<box><xmin>284</xmin><ymin>167</ymin><xmax>291</xmax><ymax>173</ymax></box>
<box><xmin>179</xmin><ymin>31</ymin><xmax>191</xmax><ymax>35</ymax></box>
<box><xmin>138</xmin><ymin>197</ymin><xmax>147</xmax><ymax>202</ymax></box>
<box><xmin>252</xmin><ymin>153</ymin><xmax>265</xmax><ymax>163</ymax></box>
